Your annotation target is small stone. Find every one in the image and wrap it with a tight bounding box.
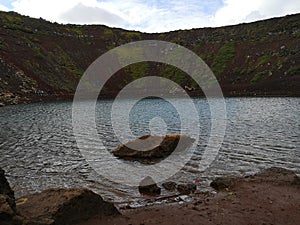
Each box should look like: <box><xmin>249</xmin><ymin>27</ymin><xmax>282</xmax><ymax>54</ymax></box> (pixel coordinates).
<box><xmin>162</xmin><ymin>181</ymin><xmax>177</xmax><ymax>191</ymax></box>
<box><xmin>292</xmin><ymin>175</ymin><xmax>300</xmax><ymax>185</ymax></box>
<box><xmin>178</xmin><ymin>195</ymin><xmax>192</xmax><ymax>202</ymax></box>
<box><xmin>138</xmin><ymin>177</ymin><xmax>161</xmax><ymax>196</ymax></box>
<box><xmin>210</xmin><ymin>177</ymin><xmax>234</xmax><ymax>191</ymax></box>
<box><xmin>176</xmin><ymin>183</ymin><xmax>197</xmax><ymax>195</ymax></box>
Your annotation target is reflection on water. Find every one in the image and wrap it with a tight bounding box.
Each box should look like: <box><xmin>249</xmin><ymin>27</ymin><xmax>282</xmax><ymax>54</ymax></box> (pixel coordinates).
<box><xmin>0</xmin><ymin>97</ymin><xmax>299</xmax><ymax>203</ymax></box>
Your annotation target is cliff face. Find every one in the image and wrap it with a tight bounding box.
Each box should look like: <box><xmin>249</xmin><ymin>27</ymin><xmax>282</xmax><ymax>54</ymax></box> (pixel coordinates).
<box><xmin>0</xmin><ymin>11</ymin><xmax>299</xmax><ymax>105</ymax></box>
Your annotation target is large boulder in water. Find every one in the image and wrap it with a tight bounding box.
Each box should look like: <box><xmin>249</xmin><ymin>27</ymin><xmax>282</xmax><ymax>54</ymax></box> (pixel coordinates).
<box><xmin>17</xmin><ymin>188</ymin><xmax>120</xmax><ymax>225</ymax></box>
<box><xmin>112</xmin><ymin>134</ymin><xmax>194</xmax><ymax>162</ymax></box>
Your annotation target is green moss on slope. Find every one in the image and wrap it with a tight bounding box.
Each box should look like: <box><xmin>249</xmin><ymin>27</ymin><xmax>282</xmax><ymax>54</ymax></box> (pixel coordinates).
<box><xmin>211</xmin><ymin>42</ymin><xmax>235</xmax><ymax>76</ymax></box>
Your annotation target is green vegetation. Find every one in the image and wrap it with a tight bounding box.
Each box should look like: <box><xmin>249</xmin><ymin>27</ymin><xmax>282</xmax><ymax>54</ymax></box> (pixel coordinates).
<box><xmin>50</xmin><ymin>45</ymin><xmax>83</xmax><ymax>78</ymax></box>
<box><xmin>211</xmin><ymin>42</ymin><xmax>235</xmax><ymax>76</ymax></box>
<box><xmin>114</xmin><ymin>46</ymin><xmax>145</xmax><ymax>64</ymax></box>
<box><xmin>199</xmin><ymin>52</ymin><xmax>214</xmax><ymax>64</ymax></box>
<box><xmin>125</xmin><ymin>62</ymin><xmax>149</xmax><ymax>81</ymax></box>
<box><xmin>5</xmin><ymin>14</ymin><xmax>23</xmax><ymax>23</ymax></box>
<box><xmin>121</xmin><ymin>31</ymin><xmax>142</xmax><ymax>40</ymax></box>
<box><xmin>161</xmin><ymin>66</ymin><xmax>187</xmax><ymax>84</ymax></box>
<box><xmin>250</xmin><ymin>71</ymin><xmax>271</xmax><ymax>83</ymax></box>
<box><xmin>68</xmin><ymin>68</ymin><xmax>84</xmax><ymax>77</ymax></box>
<box><xmin>293</xmin><ymin>30</ymin><xmax>300</xmax><ymax>38</ymax></box>
<box><xmin>256</xmin><ymin>54</ymin><xmax>271</xmax><ymax>68</ymax></box>
<box><xmin>65</xmin><ymin>27</ymin><xmax>83</xmax><ymax>35</ymax></box>
<box><xmin>102</xmin><ymin>28</ymin><xmax>114</xmax><ymax>40</ymax></box>
<box><xmin>277</xmin><ymin>61</ymin><xmax>283</xmax><ymax>70</ymax></box>
<box><xmin>287</xmin><ymin>65</ymin><xmax>300</xmax><ymax>75</ymax></box>
<box><xmin>34</xmin><ymin>51</ymin><xmax>44</xmax><ymax>59</ymax></box>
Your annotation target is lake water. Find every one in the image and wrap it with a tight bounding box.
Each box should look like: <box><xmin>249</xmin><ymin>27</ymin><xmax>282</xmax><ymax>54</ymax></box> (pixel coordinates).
<box><xmin>0</xmin><ymin>97</ymin><xmax>299</xmax><ymax>204</ymax></box>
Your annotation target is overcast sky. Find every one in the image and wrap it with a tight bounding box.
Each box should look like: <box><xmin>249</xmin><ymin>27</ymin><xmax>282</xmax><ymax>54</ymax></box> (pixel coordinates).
<box><xmin>0</xmin><ymin>0</ymin><xmax>299</xmax><ymax>32</ymax></box>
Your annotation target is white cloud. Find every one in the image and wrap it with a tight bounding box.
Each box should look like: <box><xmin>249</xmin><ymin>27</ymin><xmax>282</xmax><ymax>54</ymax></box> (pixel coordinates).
<box><xmin>60</xmin><ymin>3</ymin><xmax>125</xmax><ymax>26</ymax></box>
<box><xmin>0</xmin><ymin>4</ymin><xmax>9</xmax><ymax>11</ymax></box>
<box><xmin>2</xmin><ymin>0</ymin><xmax>300</xmax><ymax>32</ymax></box>
<box><xmin>213</xmin><ymin>0</ymin><xmax>300</xmax><ymax>26</ymax></box>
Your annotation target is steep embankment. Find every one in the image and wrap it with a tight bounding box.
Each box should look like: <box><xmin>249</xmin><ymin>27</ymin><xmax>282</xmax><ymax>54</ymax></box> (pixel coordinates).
<box><xmin>0</xmin><ymin>11</ymin><xmax>299</xmax><ymax>105</ymax></box>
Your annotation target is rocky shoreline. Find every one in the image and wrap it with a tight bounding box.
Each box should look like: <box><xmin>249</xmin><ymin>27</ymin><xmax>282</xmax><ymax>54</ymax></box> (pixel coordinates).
<box><xmin>1</xmin><ymin>167</ymin><xmax>299</xmax><ymax>225</ymax></box>
<box><xmin>1</xmin><ymin>92</ymin><xmax>300</xmax><ymax>108</ymax></box>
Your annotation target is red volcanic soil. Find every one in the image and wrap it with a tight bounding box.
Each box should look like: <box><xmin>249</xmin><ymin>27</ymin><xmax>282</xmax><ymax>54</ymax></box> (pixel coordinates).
<box><xmin>77</xmin><ymin>168</ymin><xmax>300</xmax><ymax>225</ymax></box>
<box><xmin>0</xmin><ymin>11</ymin><xmax>299</xmax><ymax>107</ymax></box>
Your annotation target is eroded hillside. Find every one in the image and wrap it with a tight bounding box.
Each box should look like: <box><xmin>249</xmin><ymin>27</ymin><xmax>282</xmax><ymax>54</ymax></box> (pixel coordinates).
<box><xmin>0</xmin><ymin>11</ymin><xmax>299</xmax><ymax>105</ymax></box>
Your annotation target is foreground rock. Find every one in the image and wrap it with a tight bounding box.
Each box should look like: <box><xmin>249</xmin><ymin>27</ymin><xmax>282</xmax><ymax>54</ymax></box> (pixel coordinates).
<box><xmin>17</xmin><ymin>188</ymin><xmax>120</xmax><ymax>225</ymax></box>
<box><xmin>138</xmin><ymin>177</ymin><xmax>161</xmax><ymax>196</ymax></box>
<box><xmin>113</xmin><ymin>134</ymin><xmax>194</xmax><ymax>162</ymax></box>
<box><xmin>0</xmin><ymin>168</ymin><xmax>21</xmax><ymax>225</ymax></box>
<box><xmin>0</xmin><ymin>168</ymin><xmax>15</xmax><ymax>201</ymax></box>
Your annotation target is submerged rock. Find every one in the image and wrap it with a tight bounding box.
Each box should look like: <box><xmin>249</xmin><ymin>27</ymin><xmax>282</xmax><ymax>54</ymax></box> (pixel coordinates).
<box><xmin>138</xmin><ymin>177</ymin><xmax>161</xmax><ymax>196</ymax></box>
<box><xmin>17</xmin><ymin>188</ymin><xmax>120</xmax><ymax>225</ymax></box>
<box><xmin>113</xmin><ymin>134</ymin><xmax>194</xmax><ymax>163</ymax></box>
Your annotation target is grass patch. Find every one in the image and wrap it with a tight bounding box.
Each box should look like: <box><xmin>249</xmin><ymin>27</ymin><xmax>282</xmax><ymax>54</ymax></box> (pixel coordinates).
<box><xmin>251</xmin><ymin>71</ymin><xmax>269</xmax><ymax>83</ymax></box>
<box><xmin>33</xmin><ymin>47</ymin><xmax>44</xmax><ymax>59</ymax></box>
<box><xmin>287</xmin><ymin>65</ymin><xmax>300</xmax><ymax>75</ymax></box>
<box><xmin>256</xmin><ymin>54</ymin><xmax>271</xmax><ymax>68</ymax></box>
<box><xmin>102</xmin><ymin>28</ymin><xmax>114</xmax><ymax>40</ymax></box>
<box><xmin>121</xmin><ymin>31</ymin><xmax>142</xmax><ymax>40</ymax></box>
<box><xmin>125</xmin><ymin>62</ymin><xmax>149</xmax><ymax>81</ymax></box>
<box><xmin>211</xmin><ymin>42</ymin><xmax>235</xmax><ymax>76</ymax></box>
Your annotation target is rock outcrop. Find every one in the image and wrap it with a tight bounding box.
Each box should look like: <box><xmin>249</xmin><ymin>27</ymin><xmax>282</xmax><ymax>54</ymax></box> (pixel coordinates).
<box><xmin>113</xmin><ymin>134</ymin><xmax>194</xmax><ymax>163</ymax></box>
<box><xmin>17</xmin><ymin>188</ymin><xmax>120</xmax><ymax>225</ymax></box>
<box><xmin>0</xmin><ymin>168</ymin><xmax>22</xmax><ymax>225</ymax></box>
<box><xmin>0</xmin><ymin>168</ymin><xmax>15</xmax><ymax>202</ymax></box>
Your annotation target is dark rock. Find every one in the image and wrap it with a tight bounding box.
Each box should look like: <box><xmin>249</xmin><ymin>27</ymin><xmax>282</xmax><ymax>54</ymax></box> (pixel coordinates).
<box><xmin>256</xmin><ymin>167</ymin><xmax>298</xmax><ymax>185</ymax></box>
<box><xmin>259</xmin><ymin>167</ymin><xmax>296</xmax><ymax>176</ymax></box>
<box><xmin>138</xmin><ymin>177</ymin><xmax>161</xmax><ymax>196</ymax></box>
<box><xmin>292</xmin><ymin>175</ymin><xmax>300</xmax><ymax>185</ymax></box>
<box><xmin>113</xmin><ymin>134</ymin><xmax>194</xmax><ymax>163</ymax></box>
<box><xmin>0</xmin><ymin>194</ymin><xmax>15</xmax><ymax>222</ymax></box>
<box><xmin>162</xmin><ymin>181</ymin><xmax>177</xmax><ymax>191</ymax></box>
<box><xmin>210</xmin><ymin>177</ymin><xmax>234</xmax><ymax>191</ymax></box>
<box><xmin>17</xmin><ymin>188</ymin><xmax>120</xmax><ymax>225</ymax></box>
<box><xmin>176</xmin><ymin>183</ymin><xmax>197</xmax><ymax>195</ymax></box>
<box><xmin>0</xmin><ymin>168</ymin><xmax>15</xmax><ymax>201</ymax></box>
<box><xmin>0</xmin><ymin>168</ymin><xmax>20</xmax><ymax>225</ymax></box>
